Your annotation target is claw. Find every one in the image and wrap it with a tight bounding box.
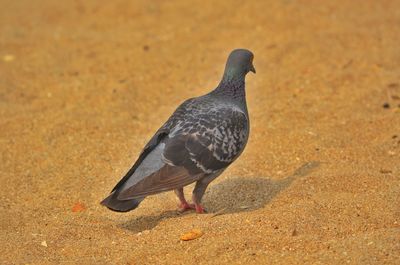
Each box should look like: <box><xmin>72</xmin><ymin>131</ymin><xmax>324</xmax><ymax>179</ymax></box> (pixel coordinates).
<box><xmin>178</xmin><ymin>202</ymin><xmax>195</xmax><ymax>212</ymax></box>
<box><xmin>195</xmin><ymin>204</ymin><xmax>206</xmax><ymax>214</ymax></box>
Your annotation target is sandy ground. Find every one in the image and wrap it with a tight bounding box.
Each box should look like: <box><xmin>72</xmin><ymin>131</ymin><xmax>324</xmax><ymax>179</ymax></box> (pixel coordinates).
<box><xmin>1</xmin><ymin>0</ymin><xmax>400</xmax><ymax>264</ymax></box>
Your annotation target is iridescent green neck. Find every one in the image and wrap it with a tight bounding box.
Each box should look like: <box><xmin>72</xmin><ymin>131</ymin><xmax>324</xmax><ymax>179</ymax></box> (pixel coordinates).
<box><xmin>222</xmin><ymin>67</ymin><xmax>246</xmax><ymax>82</ymax></box>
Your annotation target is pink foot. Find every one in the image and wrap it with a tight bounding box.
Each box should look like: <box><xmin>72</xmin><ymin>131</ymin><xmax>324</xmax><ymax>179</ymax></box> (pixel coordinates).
<box><xmin>178</xmin><ymin>202</ymin><xmax>195</xmax><ymax>212</ymax></box>
<box><xmin>195</xmin><ymin>204</ymin><xmax>206</xmax><ymax>214</ymax></box>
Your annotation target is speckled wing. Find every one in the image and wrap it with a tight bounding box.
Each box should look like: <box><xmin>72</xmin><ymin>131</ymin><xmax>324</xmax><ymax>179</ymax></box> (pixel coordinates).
<box><xmin>115</xmin><ymin>101</ymin><xmax>249</xmax><ymax>200</ymax></box>
<box><xmin>163</xmin><ymin>107</ymin><xmax>249</xmax><ymax>174</ymax></box>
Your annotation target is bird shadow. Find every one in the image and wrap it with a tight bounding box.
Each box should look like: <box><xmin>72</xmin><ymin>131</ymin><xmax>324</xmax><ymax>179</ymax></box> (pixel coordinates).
<box><xmin>120</xmin><ymin>161</ymin><xmax>320</xmax><ymax>233</ymax></box>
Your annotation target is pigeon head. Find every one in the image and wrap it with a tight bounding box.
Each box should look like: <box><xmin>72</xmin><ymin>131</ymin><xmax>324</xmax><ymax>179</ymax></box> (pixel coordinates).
<box><xmin>223</xmin><ymin>49</ymin><xmax>256</xmax><ymax>80</ymax></box>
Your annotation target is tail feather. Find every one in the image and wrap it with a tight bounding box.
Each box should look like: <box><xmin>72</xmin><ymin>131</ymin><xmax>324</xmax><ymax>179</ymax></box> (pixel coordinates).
<box><xmin>101</xmin><ymin>191</ymin><xmax>144</xmax><ymax>212</ymax></box>
<box><xmin>101</xmin><ymin>130</ymin><xmax>168</xmax><ymax>212</ymax></box>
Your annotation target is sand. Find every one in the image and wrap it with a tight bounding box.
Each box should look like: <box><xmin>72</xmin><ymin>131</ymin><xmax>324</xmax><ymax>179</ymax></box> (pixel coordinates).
<box><xmin>0</xmin><ymin>0</ymin><xmax>399</xmax><ymax>264</ymax></box>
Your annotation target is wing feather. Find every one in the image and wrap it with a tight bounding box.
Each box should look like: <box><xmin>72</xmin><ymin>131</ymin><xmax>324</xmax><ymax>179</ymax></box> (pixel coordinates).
<box><xmin>118</xmin><ymin>165</ymin><xmax>203</xmax><ymax>200</ymax></box>
<box><xmin>104</xmin><ymin>101</ymin><xmax>248</xmax><ymax>204</ymax></box>
<box><xmin>163</xmin><ymin>109</ymin><xmax>248</xmax><ymax>174</ymax></box>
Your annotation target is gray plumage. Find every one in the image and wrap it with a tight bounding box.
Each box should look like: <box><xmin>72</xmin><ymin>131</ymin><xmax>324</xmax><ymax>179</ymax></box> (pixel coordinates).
<box><xmin>101</xmin><ymin>49</ymin><xmax>255</xmax><ymax>213</ymax></box>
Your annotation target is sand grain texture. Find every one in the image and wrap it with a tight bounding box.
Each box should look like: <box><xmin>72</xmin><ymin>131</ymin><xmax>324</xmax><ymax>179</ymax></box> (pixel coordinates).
<box><xmin>0</xmin><ymin>0</ymin><xmax>399</xmax><ymax>264</ymax></box>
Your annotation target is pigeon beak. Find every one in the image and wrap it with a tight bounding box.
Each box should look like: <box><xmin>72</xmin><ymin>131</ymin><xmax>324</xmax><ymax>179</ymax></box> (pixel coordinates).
<box><xmin>249</xmin><ymin>64</ymin><xmax>256</xmax><ymax>74</ymax></box>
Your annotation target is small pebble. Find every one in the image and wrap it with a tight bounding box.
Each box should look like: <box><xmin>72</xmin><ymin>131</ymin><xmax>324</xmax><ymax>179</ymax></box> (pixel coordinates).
<box><xmin>180</xmin><ymin>229</ymin><xmax>203</xmax><ymax>241</ymax></box>
<box><xmin>41</xmin><ymin>241</ymin><xmax>48</xmax><ymax>247</ymax></box>
<box><xmin>72</xmin><ymin>202</ymin><xmax>86</xmax><ymax>212</ymax></box>
<box><xmin>382</xmin><ymin>102</ymin><xmax>390</xmax><ymax>109</ymax></box>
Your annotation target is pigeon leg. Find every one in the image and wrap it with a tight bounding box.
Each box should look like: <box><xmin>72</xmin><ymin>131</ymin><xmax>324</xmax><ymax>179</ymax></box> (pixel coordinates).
<box><xmin>175</xmin><ymin>188</ymin><xmax>195</xmax><ymax>212</ymax></box>
<box><xmin>192</xmin><ymin>172</ymin><xmax>221</xmax><ymax>213</ymax></box>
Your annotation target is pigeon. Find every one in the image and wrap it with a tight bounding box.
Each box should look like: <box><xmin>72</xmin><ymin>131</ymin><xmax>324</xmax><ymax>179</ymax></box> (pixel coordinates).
<box><xmin>101</xmin><ymin>49</ymin><xmax>255</xmax><ymax>213</ymax></box>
